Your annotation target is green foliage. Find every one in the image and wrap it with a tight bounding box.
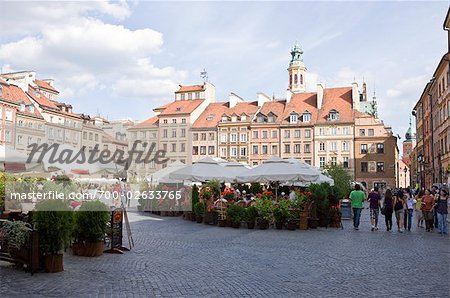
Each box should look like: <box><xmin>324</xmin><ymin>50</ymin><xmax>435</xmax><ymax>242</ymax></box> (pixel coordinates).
<box><xmin>323</xmin><ymin>164</ymin><xmax>352</xmax><ymax>199</ymax></box>
<box><xmin>34</xmin><ymin>200</ymin><xmax>74</xmax><ymax>255</ymax></box>
<box><xmin>1</xmin><ymin>221</ymin><xmax>31</xmax><ymax>250</ymax></box>
<box><xmin>307</xmin><ymin>183</ymin><xmax>331</xmax><ymax>219</ymax></box>
<box><xmin>245</xmin><ymin>206</ymin><xmax>258</xmax><ymax>222</ymax></box>
<box><xmin>193</xmin><ymin>202</ymin><xmax>205</xmax><ymax>217</ymax></box>
<box><xmin>0</xmin><ymin>172</ymin><xmax>6</xmax><ymax>210</ymax></box>
<box><xmin>249</xmin><ymin>183</ymin><xmax>263</xmax><ymax>195</ymax></box>
<box><xmin>273</xmin><ymin>199</ymin><xmax>290</xmax><ymax>223</ymax></box>
<box><xmin>226</xmin><ymin>205</ymin><xmax>245</xmax><ymax>223</ymax></box>
<box><xmin>191</xmin><ymin>184</ymin><xmax>200</xmax><ymax>206</ymax></box>
<box><xmin>254</xmin><ymin>198</ymin><xmax>273</xmax><ymax>221</ymax></box>
<box><xmin>74</xmin><ymin>201</ymin><xmax>110</xmax><ymax>243</ymax></box>
<box><xmin>205</xmin><ymin>180</ymin><xmax>221</xmax><ymax>198</ymax></box>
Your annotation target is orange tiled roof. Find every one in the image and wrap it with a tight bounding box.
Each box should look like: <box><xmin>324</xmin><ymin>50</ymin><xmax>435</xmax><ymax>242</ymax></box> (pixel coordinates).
<box><xmin>27</xmin><ymin>85</ymin><xmax>81</xmax><ymax>119</ymax></box>
<box><xmin>223</xmin><ymin>101</ymin><xmax>259</xmax><ymax>118</ymax></box>
<box><xmin>317</xmin><ymin>87</ymin><xmax>353</xmax><ymax>123</ymax></box>
<box><xmin>281</xmin><ymin>92</ymin><xmax>318</xmax><ymax>124</ymax></box>
<box><xmin>133</xmin><ymin>116</ymin><xmax>159</xmax><ymax>128</ymax></box>
<box><xmin>176</xmin><ymin>85</ymin><xmax>204</xmax><ymax>93</ymax></box>
<box><xmin>35</xmin><ymin>79</ymin><xmax>59</xmax><ymax>94</ymax></box>
<box><xmin>159</xmin><ymin>99</ymin><xmax>204</xmax><ymax>116</ymax></box>
<box><xmin>0</xmin><ymin>83</ymin><xmax>43</xmax><ymax>119</ymax></box>
<box><xmin>192</xmin><ymin>102</ymin><xmax>229</xmax><ymax>128</ymax></box>
<box><xmin>257</xmin><ymin>100</ymin><xmax>286</xmax><ymax>118</ymax></box>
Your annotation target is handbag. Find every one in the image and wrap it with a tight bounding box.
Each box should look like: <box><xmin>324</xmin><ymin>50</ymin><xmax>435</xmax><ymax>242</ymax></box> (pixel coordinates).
<box><xmin>381</xmin><ymin>206</ymin><xmax>386</xmax><ymax>215</ymax></box>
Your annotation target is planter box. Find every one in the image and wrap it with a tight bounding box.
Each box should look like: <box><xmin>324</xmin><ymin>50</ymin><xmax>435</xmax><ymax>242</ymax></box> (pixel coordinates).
<box><xmin>257</xmin><ymin>220</ymin><xmax>270</xmax><ymax>230</ymax></box>
<box><xmin>44</xmin><ymin>254</ymin><xmax>63</xmax><ymax>273</ymax></box>
<box><xmin>246</xmin><ymin>221</ymin><xmax>255</xmax><ymax>229</ymax></box>
<box><xmin>232</xmin><ymin>221</ymin><xmax>241</xmax><ymax>229</ymax></box>
<box><xmin>73</xmin><ymin>241</ymin><xmax>104</xmax><ymax>257</ymax></box>
<box><xmin>287</xmin><ymin>220</ymin><xmax>299</xmax><ymax>230</ymax></box>
<box><xmin>275</xmin><ymin>222</ymin><xmax>283</xmax><ymax>230</ymax></box>
<box><xmin>218</xmin><ymin>219</ymin><xmax>227</xmax><ymax>227</ymax></box>
<box><xmin>308</xmin><ymin>218</ymin><xmax>319</xmax><ymax>229</ymax></box>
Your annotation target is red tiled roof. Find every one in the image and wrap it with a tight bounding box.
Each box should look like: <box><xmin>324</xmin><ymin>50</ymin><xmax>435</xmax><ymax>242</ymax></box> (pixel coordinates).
<box><xmin>153</xmin><ymin>102</ymin><xmax>172</xmax><ymax>111</ymax></box>
<box><xmin>257</xmin><ymin>100</ymin><xmax>286</xmax><ymax>119</ymax></box>
<box><xmin>27</xmin><ymin>85</ymin><xmax>81</xmax><ymax>119</ymax></box>
<box><xmin>35</xmin><ymin>79</ymin><xmax>59</xmax><ymax>94</ymax></box>
<box><xmin>223</xmin><ymin>101</ymin><xmax>259</xmax><ymax>117</ymax></box>
<box><xmin>133</xmin><ymin>116</ymin><xmax>159</xmax><ymax>128</ymax></box>
<box><xmin>159</xmin><ymin>99</ymin><xmax>204</xmax><ymax>116</ymax></box>
<box><xmin>281</xmin><ymin>92</ymin><xmax>318</xmax><ymax>124</ymax></box>
<box><xmin>176</xmin><ymin>85</ymin><xmax>204</xmax><ymax>93</ymax></box>
<box><xmin>192</xmin><ymin>102</ymin><xmax>229</xmax><ymax>128</ymax></box>
<box><xmin>0</xmin><ymin>83</ymin><xmax>43</xmax><ymax>119</ymax></box>
<box><xmin>317</xmin><ymin>87</ymin><xmax>353</xmax><ymax>123</ymax></box>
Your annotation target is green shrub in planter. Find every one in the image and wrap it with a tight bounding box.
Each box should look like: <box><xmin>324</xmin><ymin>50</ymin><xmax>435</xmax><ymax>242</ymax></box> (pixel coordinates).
<box><xmin>245</xmin><ymin>206</ymin><xmax>258</xmax><ymax>223</ymax></box>
<box><xmin>1</xmin><ymin>220</ymin><xmax>31</xmax><ymax>251</ymax></box>
<box><xmin>193</xmin><ymin>202</ymin><xmax>205</xmax><ymax>218</ymax></box>
<box><xmin>226</xmin><ymin>205</ymin><xmax>245</xmax><ymax>224</ymax></box>
<box><xmin>74</xmin><ymin>201</ymin><xmax>110</xmax><ymax>243</ymax></box>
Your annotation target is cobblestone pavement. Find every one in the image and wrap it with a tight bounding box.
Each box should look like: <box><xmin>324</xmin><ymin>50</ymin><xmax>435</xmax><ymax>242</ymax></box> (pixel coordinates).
<box><xmin>1</xmin><ymin>208</ymin><xmax>449</xmax><ymax>298</ymax></box>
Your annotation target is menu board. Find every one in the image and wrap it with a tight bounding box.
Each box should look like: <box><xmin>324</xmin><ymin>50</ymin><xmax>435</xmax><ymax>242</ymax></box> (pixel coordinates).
<box><xmin>111</xmin><ymin>208</ymin><xmax>123</xmax><ymax>249</ymax></box>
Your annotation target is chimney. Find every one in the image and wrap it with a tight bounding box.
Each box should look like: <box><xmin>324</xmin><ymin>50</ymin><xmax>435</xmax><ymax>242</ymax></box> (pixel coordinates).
<box><xmin>229</xmin><ymin>92</ymin><xmax>244</xmax><ymax>108</ymax></box>
<box><xmin>352</xmin><ymin>81</ymin><xmax>359</xmax><ymax>110</ymax></box>
<box><xmin>256</xmin><ymin>92</ymin><xmax>271</xmax><ymax>107</ymax></box>
<box><xmin>316</xmin><ymin>83</ymin><xmax>324</xmax><ymax>109</ymax></box>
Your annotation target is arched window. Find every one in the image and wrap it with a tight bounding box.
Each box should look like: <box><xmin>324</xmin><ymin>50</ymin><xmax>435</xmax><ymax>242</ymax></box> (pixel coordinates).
<box><xmin>294</xmin><ymin>74</ymin><xmax>298</xmax><ymax>84</ymax></box>
<box><xmin>300</xmin><ymin>74</ymin><xmax>303</xmax><ymax>85</ymax></box>
<box><xmin>289</xmin><ymin>74</ymin><xmax>292</xmax><ymax>86</ymax></box>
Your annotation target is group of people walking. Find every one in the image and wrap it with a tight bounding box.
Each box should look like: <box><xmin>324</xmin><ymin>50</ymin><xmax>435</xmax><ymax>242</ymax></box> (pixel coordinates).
<box><xmin>349</xmin><ymin>184</ymin><xmax>449</xmax><ymax>234</ymax></box>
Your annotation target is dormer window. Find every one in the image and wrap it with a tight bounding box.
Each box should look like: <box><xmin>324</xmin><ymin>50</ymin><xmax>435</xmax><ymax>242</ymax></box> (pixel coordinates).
<box><xmin>221</xmin><ymin>116</ymin><xmax>228</xmax><ymax>122</ymax></box>
<box><xmin>231</xmin><ymin>115</ymin><xmax>238</xmax><ymax>122</ymax></box>
<box><xmin>302</xmin><ymin>111</ymin><xmax>311</xmax><ymax>122</ymax></box>
<box><xmin>19</xmin><ymin>103</ymin><xmax>25</xmax><ymax>111</ymax></box>
<box><xmin>180</xmin><ymin>94</ymin><xmax>185</xmax><ymax>100</ymax></box>
<box><xmin>257</xmin><ymin>116</ymin><xmax>265</xmax><ymax>123</ymax></box>
<box><xmin>206</xmin><ymin>115</ymin><xmax>214</xmax><ymax>121</ymax></box>
<box><xmin>176</xmin><ymin>107</ymin><xmax>181</xmax><ymax>111</ymax></box>
<box><xmin>289</xmin><ymin>112</ymin><xmax>298</xmax><ymax>123</ymax></box>
<box><xmin>241</xmin><ymin>114</ymin><xmax>247</xmax><ymax>121</ymax></box>
<box><xmin>328</xmin><ymin>109</ymin><xmax>339</xmax><ymax>121</ymax></box>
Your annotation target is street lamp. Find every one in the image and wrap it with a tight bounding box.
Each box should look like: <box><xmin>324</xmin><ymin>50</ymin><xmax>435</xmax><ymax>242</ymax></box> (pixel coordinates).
<box><xmin>403</xmin><ymin>167</ymin><xmax>408</xmax><ymax>188</ymax></box>
<box><xmin>418</xmin><ymin>154</ymin><xmax>424</xmax><ymax>190</ymax></box>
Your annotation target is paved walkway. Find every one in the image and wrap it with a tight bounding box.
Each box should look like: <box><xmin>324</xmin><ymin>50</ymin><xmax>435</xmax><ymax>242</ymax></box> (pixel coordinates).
<box><xmin>1</xmin><ymin>208</ymin><xmax>449</xmax><ymax>297</ymax></box>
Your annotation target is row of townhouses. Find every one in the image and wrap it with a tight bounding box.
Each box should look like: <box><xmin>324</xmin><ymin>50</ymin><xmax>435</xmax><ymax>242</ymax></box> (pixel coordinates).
<box><xmin>0</xmin><ymin>71</ymin><xmax>131</xmax><ymax>170</ymax></box>
<box><xmin>128</xmin><ymin>45</ymin><xmax>399</xmax><ymax>189</ymax></box>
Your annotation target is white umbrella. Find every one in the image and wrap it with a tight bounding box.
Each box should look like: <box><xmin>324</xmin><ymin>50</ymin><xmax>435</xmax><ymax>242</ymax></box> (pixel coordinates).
<box><xmin>286</xmin><ymin>158</ymin><xmax>334</xmax><ymax>186</ymax></box>
<box><xmin>146</xmin><ymin>160</ymin><xmax>186</xmax><ymax>185</ymax></box>
<box><xmin>221</xmin><ymin>161</ymin><xmax>251</xmax><ymax>183</ymax></box>
<box><xmin>169</xmin><ymin>157</ymin><xmax>234</xmax><ymax>183</ymax></box>
<box><xmin>236</xmin><ymin>156</ymin><xmax>320</xmax><ymax>183</ymax></box>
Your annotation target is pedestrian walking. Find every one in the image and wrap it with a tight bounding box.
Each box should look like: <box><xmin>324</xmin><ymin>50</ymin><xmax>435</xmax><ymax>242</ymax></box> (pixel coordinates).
<box><xmin>383</xmin><ymin>189</ymin><xmax>394</xmax><ymax>231</ymax></box>
<box><xmin>394</xmin><ymin>189</ymin><xmax>405</xmax><ymax>233</ymax></box>
<box><xmin>404</xmin><ymin>188</ymin><xmax>416</xmax><ymax>231</ymax></box>
<box><xmin>436</xmin><ymin>189</ymin><xmax>448</xmax><ymax>235</ymax></box>
<box><xmin>421</xmin><ymin>189</ymin><xmax>435</xmax><ymax>232</ymax></box>
<box><xmin>368</xmin><ymin>187</ymin><xmax>381</xmax><ymax>231</ymax></box>
<box><xmin>349</xmin><ymin>184</ymin><xmax>365</xmax><ymax>230</ymax></box>
<box><xmin>415</xmin><ymin>190</ymin><xmax>424</xmax><ymax>228</ymax></box>
<box><xmin>432</xmin><ymin>185</ymin><xmax>439</xmax><ymax>228</ymax></box>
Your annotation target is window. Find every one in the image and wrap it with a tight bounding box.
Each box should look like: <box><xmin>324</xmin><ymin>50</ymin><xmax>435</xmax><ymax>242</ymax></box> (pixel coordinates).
<box><xmin>272</xmin><ymin>145</ymin><xmax>278</xmax><ymax>155</ymax></box>
<box><xmin>262</xmin><ymin>131</ymin><xmax>268</xmax><ymax>139</ymax></box>
<box><xmin>295</xmin><ymin>130</ymin><xmax>301</xmax><ymax>138</ymax></box>
<box><xmin>359</xmin><ymin>129</ymin><xmax>365</xmax><ymax>136</ymax></box>
<box><xmin>163</xmin><ymin>129</ymin><xmax>168</xmax><ymax>138</ymax></box>
<box><xmin>95</xmin><ymin>134</ymin><xmax>98</xmax><ymax>142</ymax></box>
<box><xmin>361</xmin><ymin>144</ymin><xmax>368</xmax><ymax>154</ymax></box>
<box><xmin>17</xmin><ymin>135</ymin><xmax>23</xmax><ymax>145</ymax></box>
<box><xmin>181</xmin><ymin>143</ymin><xmax>186</xmax><ymax>152</ymax></box>
<box><xmin>221</xmin><ymin>148</ymin><xmax>227</xmax><ymax>157</ymax></box>
<box><xmin>257</xmin><ymin>116</ymin><xmax>264</xmax><ymax>123</ymax></box>
<box><xmin>188</xmin><ymin>93</ymin><xmax>192</xmax><ymax>100</ymax></box>
<box><xmin>330</xmin><ymin>142</ymin><xmax>337</xmax><ymax>151</ymax></box>
<box><xmin>163</xmin><ymin>144</ymin><xmax>167</xmax><ymax>152</ymax></box>
<box><xmin>89</xmin><ymin>132</ymin><xmax>93</xmax><ymax>140</ymax></box>
<box><xmin>284</xmin><ymin>130</ymin><xmax>290</xmax><ymax>139</ymax></box>
<box><xmin>231</xmin><ymin>134</ymin><xmax>237</xmax><ymax>142</ymax></box>
<box><xmin>180</xmin><ymin>94</ymin><xmax>185</xmax><ymax>100</ymax></box>
<box><xmin>221</xmin><ymin>133</ymin><xmax>227</xmax><ymax>143</ymax></box>
<box><xmin>140</xmin><ymin>131</ymin><xmax>146</xmax><ymax>138</ymax></box>
<box><xmin>208</xmin><ymin>146</ymin><xmax>214</xmax><ymax>155</ymax></box>
<box><xmin>361</xmin><ymin>162</ymin><xmax>368</xmax><ymax>172</ymax></box>
<box><xmin>319</xmin><ymin>142</ymin><xmax>326</xmax><ymax>151</ymax></box>
<box><xmin>377</xmin><ymin>143</ymin><xmax>384</xmax><ymax>154</ymax></box>
<box><xmin>262</xmin><ymin>145</ymin><xmax>268</xmax><ymax>155</ymax></box>
<box><xmin>319</xmin><ymin>157</ymin><xmax>326</xmax><ymax>168</ymax></box>
<box><xmin>231</xmin><ymin>147</ymin><xmax>237</xmax><ymax>157</ymax></box>
<box><xmin>163</xmin><ymin>119</ymin><xmax>168</xmax><ymax>124</ymax></box>
<box><xmin>5</xmin><ymin>109</ymin><xmax>13</xmax><ymax>121</ymax></box>
<box><xmin>272</xmin><ymin>130</ymin><xmax>277</xmax><ymax>139</ymax></box>
<box><xmin>328</xmin><ymin>110</ymin><xmax>339</xmax><ymax>121</ymax></box>
<box><xmin>19</xmin><ymin>103</ymin><xmax>25</xmax><ymax>111</ymax></box>
<box><xmin>304</xmin><ymin>144</ymin><xmax>311</xmax><ymax>153</ymax></box>
<box><xmin>290</xmin><ymin>113</ymin><xmax>298</xmax><ymax>123</ymax></box>
<box><xmin>294</xmin><ymin>144</ymin><xmax>301</xmax><ymax>153</ymax></box>
<box><xmin>172</xmin><ymin>143</ymin><xmax>177</xmax><ymax>152</ymax></box>
<box><xmin>343</xmin><ymin>127</ymin><xmax>349</xmax><ymax>135</ymax></box>
<box><xmin>302</xmin><ymin>112</ymin><xmax>311</xmax><ymax>122</ymax></box>
<box><xmin>377</xmin><ymin>162</ymin><xmax>384</xmax><ymax>172</ymax></box>
<box><xmin>268</xmin><ymin>115</ymin><xmax>274</xmax><ymax>123</ymax></box>
<box><xmin>221</xmin><ymin>116</ymin><xmax>228</xmax><ymax>122</ymax></box>
<box><xmin>342</xmin><ymin>142</ymin><xmax>349</xmax><ymax>152</ymax></box>
<box><xmin>331</xmin><ymin>157</ymin><xmax>337</xmax><ymax>166</ymax></box>
<box><xmin>284</xmin><ymin>144</ymin><xmax>291</xmax><ymax>153</ymax></box>
<box><xmin>200</xmin><ymin>146</ymin><xmax>206</xmax><ymax>155</ymax></box>
<box><xmin>240</xmin><ymin>133</ymin><xmax>247</xmax><ymax>142</ymax></box>
<box><xmin>181</xmin><ymin>129</ymin><xmax>186</xmax><ymax>138</ymax></box>
<box><xmin>368</xmin><ymin>129</ymin><xmax>374</xmax><ymax>136</ymax></box>
<box><xmin>182</xmin><ymin>118</ymin><xmax>186</xmax><ymax>124</ymax></box>
<box><xmin>195</xmin><ymin>92</ymin><xmax>200</xmax><ymax>99</ymax></box>
<box><xmin>343</xmin><ymin>157</ymin><xmax>349</xmax><ymax>168</ymax></box>
<box><xmin>231</xmin><ymin>115</ymin><xmax>238</xmax><ymax>122</ymax></box>
<box><xmin>201</xmin><ymin>133</ymin><xmax>206</xmax><ymax>141</ymax></box>
<box><xmin>305</xmin><ymin>129</ymin><xmax>311</xmax><ymax>138</ymax></box>
<box><xmin>240</xmin><ymin>147</ymin><xmax>247</xmax><ymax>156</ymax></box>
<box><xmin>172</xmin><ymin>119</ymin><xmax>177</xmax><ymax>124</ymax></box>
<box><xmin>331</xmin><ymin>127</ymin><xmax>337</xmax><ymax>135</ymax></box>
<box><xmin>319</xmin><ymin>128</ymin><xmax>325</xmax><ymax>136</ymax></box>
<box><xmin>241</xmin><ymin>115</ymin><xmax>247</xmax><ymax>121</ymax></box>
<box><xmin>253</xmin><ymin>131</ymin><xmax>259</xmax><ymax>139</ymax></box>
<box><xmin>193</xmin><ymin>133</ymin><xmax>198</xmax><ymax>141</ymax></box>
<box><xmin>208</xmin><ymin>133</ymin><xmax>214</xmax><ymax>141</ymax></box>
<box><xmin>252</xmin><ymin>145</ymin><xmax>258</xmax><ymax>155</ymax></box>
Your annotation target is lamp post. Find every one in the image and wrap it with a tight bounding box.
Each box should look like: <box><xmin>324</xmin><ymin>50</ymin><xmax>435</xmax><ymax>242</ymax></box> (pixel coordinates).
<box><xmin>403</xmin><ymin>166</ymin><xmax>408</xmax><ymax>188</ymax></box>
<box><xmin>418</xmin><ymin>154</ymin><xmax>424</xmax><ymax>190</ymax></box>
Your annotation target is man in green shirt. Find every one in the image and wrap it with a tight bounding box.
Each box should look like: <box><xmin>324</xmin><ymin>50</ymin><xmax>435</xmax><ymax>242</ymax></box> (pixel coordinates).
<box><xmin>349</xmin><ymin>184</ymin><xmax>366</xmax><ymax>230</ymax></box>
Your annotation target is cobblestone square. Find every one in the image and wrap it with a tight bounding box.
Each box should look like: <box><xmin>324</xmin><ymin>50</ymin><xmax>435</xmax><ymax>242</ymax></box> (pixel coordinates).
<box><xmin>1</xmin><ymin>209</ymin><xmax>449</xmax><ymax>297</ymax></box>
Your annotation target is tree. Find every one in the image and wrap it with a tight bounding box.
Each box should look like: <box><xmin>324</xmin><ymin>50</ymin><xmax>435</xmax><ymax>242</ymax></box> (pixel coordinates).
<box><xmin>323</xmin><ymin>164</ymin><xmax>352</xmax><ymax>199</ymax></box>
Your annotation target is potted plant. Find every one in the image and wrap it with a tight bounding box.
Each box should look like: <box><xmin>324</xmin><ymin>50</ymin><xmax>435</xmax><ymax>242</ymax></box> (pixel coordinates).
<box><xmin>226</xmin><ymin>205</ymin><xmax>245</xmax><ymax>228</ymax></box>
<box><xmin>292</xmin><ymin>190</ymin><xmax>311</xmax><ymax>230</ymax></box>
<box><xmin>34</xmin><ymin>199</ymin><xmax>74</xmax><ymax>273</ymax></box>
<box><xmin>193</xmin><ymin>202</ymin><xmax>205</xmax><ymax>223</ymax></box>
<box><xmin>254</xmin><ymin>198</ymin><xmax>273</xmax><ymax>230</ymax></box>
<box><xmin>73</xmin><ymin>201</ymin><xmax>110</xmax><ymax>257</ymax></box>
<box><xmin>273</xmin><ymin>199</ymin><xmax>290</xmax><ymax>230</ymax></box>
<box><xmin>1</xmin><ymin>220</ymin><xmax>31</xmax><ymax>261</ymax></box>
<box><xmin>245</xmin><ymin>206</ymin><xmax>258</xmax><ymax>229</ymax></box>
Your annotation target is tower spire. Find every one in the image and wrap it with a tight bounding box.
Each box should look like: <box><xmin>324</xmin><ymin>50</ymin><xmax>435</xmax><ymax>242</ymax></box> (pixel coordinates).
<box><xmin>287</xmin><ymin>42</ymin><xmax>306</xmax><ymax>93</ymax></box>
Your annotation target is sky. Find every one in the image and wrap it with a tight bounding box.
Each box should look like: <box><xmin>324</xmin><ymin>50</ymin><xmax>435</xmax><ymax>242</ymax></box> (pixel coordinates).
<box><xmin>0</xmin><ymin>1</ymin><xmax>448</xmax><ymax>139</ymax></box>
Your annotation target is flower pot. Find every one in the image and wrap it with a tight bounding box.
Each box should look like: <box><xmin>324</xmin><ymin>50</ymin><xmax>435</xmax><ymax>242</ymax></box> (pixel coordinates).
<box><xmin>287</xmin><ymin>220</ymin><xmax>299</xmax><ymax>230</ymax></box>
<box><xmin>275</xmin><ymin>222</ymin><xmax>283</xmax><ymax>230</ymax></box>
<box><xmin>44</xmin><ymin>254</ymin><xmax>64</xmax><ymax>273</ymax></box>
<box><xmin>258</xmin><ymin>220</ymin><xmax>269</xmax><ymax>230</ymax></box>
<box><xmin>232</xmin><ymin>221</ymin><xmax>241</xmax><ymax>229</ymax></box>
<box><xmin>308</xmin><ymin>218</ymin><xmax>319</xmax><ymax>229</ymax></box>
<box><xmin>319</xmin><ymin>217</ymin><xmax>329</xmax><ymax>228</ymax></box>
<box><xmin>73</xmin><ymin>241</ymin><xmax>104</xmax><ymax>257</ymax></box>
<box><xmin>196</xmin><ymin>216</ymin><xmax>203</xmax><ymax>223</ymax></box>
<box><xmin>247</xmin><ymin>221</ymin><xmax>255</xmax><ymax>229</ymax></box>
<box><xmin>226</xmin><ymin>218</ymin><xmax>232</xmax><ymax>227</ymax></box>
<box><xmin>299</xmin><ymin>215</ymin><xmax>308</xmax><ymax>230</ymax></box>
<box><xmin>218</xmin><ymin>219</ymin><xmax>227</xmax><ymax>227</ymax></box>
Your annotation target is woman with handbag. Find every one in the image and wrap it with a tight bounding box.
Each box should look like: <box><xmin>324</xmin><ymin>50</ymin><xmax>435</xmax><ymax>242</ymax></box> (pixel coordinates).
<box><xmin>394</xmin><ymin>189</ymin><xmax>405</xmax><ymax>233</ymax></box>
<box><xmin>383</xmin><ymin>189</ymin><xmax>394</xmax><ymax>231</ymax></box>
